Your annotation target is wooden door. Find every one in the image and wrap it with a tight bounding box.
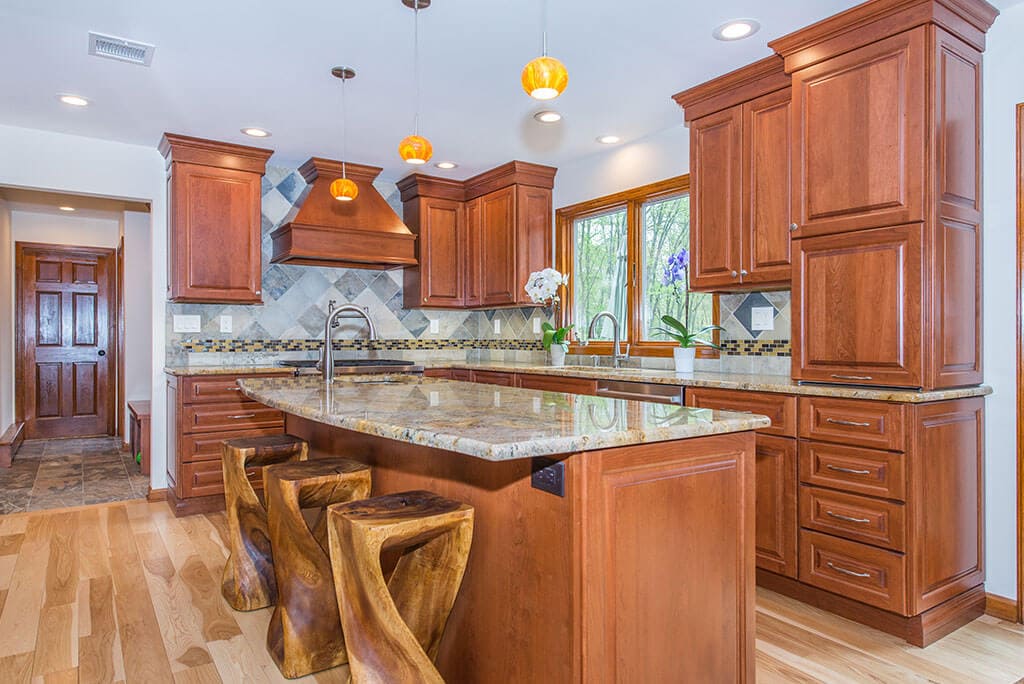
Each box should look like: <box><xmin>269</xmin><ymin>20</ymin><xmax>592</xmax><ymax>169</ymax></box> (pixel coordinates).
<box><xmin>168</xmin><ymin>161</ymin><xmax>263</xmax><ymax>303</ymax></box>
<box><xmin>418</xmin><ymin>197</ymin><xmax>464</xmax><ymax>306</ymax></box>
<box><xmin>689</xmin><ymin>107</ymin><xmax>743</xmax><ymax>290</ymax></box>
<box><xmin>790</xmin><ymin>29</ymin><xmax>925</xmax><ymax>237</ymax></box>
<box><xmin>754</xmin><ymin>435</ymin><xmax>798</xmax><ymax>578</ymax></box>
<box><xmin>478</xmin><ymin>187</ymin><xmax>517</xmax><ymax>307</ymax></box>
<box><xmin>463</xmin><ymin>197</ymin><xmax>482</xmax><ymax>307</ymax></box>
<box><xmin>17</xmin><ymin>243</ymin><xmax>116</xmax><ymax>439</ymax></box>
<box><xmin>742</xmin><ymin>88</ymin><xmax>792</xmax><ymax>286</ymax></box>
<box><xmin>793</xmin><ymin>224</ymin><xmax>924</xmax><ymax>387</ymax></box>
<box><xmin>514</xmin><ymin>185</ymin><xmax>553</xmax><ymax>306</ymax></box>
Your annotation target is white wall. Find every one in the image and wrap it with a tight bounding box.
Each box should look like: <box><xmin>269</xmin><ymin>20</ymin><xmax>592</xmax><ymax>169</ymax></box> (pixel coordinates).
<box><xmin>981</xmin><ymin>1</ymin><xmax>1024</xmax><ymax>601</ymax></box>
<box><xmin>123</xmin><ymin>211</ymin><xmax>153</xmax><ymax>431</ymax></box>
<box><xmin>10</xmin><ymin>209</ymin><xmax>120</xmax><ymax>248</ymax></box>
<box><xmin>0</xmin><ymin>124</ymin><xmax>167</xmax><ymax>491</ymax></box>
<box><xmin>0</xmin><ymin>199</ymin><xmax>12</xmax><ymax>429</ymax></box>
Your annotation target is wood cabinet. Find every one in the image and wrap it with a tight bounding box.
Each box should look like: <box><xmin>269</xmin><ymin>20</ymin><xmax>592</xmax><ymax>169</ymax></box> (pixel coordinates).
<box><xmin>517</xmin><ymin>373</ymin><xmax>598</xmax><ymax>395</ymax></box>
<box><xmin>165</xmin><ymin>371</ymin><xmax>288</xmax><ymax>516</ymax></box>
<box><xmin>159</xmin><ymin>134</ymin><xmax>272</xmax><ymax>304</ymax></box>
<box><xmin>674</xmin><ymin>57</ymin><xmax>793</xmax><ymax>291</ymax></box>
<box><xmin>398</xmin><ymin>161</ymin><xmax>556</xmax><ymax>309</ymax></box>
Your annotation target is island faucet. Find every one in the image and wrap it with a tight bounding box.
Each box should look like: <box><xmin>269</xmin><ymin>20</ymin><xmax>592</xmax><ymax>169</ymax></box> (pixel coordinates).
<box><xmin>322</xmin><ymin>303</ymin><xmax>377</xmax><ymax>382</ymax></box>
<box><xmin>586</xmin><ymin>311</ymin><xmax>630</xmax><ymax>368</ymax></box>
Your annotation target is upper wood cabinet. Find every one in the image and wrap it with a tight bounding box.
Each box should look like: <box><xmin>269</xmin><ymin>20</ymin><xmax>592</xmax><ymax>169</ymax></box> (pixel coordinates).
<box><xmin>674</xmin><ymin>57</ymin><xmax>793</xmax><ymax>292</ymax></box>
<box><xmin>398</xmin><ymin>161</ymin><xmax>556</xmax><ymax>309</ymax></box>
<box><xmin>159</xmin><ymin>134</ymin><xmax>273</xmax><ymax>304</ymax></box>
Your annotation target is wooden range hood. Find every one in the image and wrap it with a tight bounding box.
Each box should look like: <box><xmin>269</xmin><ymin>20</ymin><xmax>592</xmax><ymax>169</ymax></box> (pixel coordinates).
<box><xmin>269</xmin><ymin>158</ymin><xmax>417</xmax><ymax>268</ymax></box>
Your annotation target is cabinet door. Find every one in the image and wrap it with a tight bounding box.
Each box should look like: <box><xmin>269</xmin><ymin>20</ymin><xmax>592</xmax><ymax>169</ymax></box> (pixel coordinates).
<box><xmin>470</xmin><ymin>370</ymin><xmax>516</xmax><ymax>386</ymax></box>
<box><xmin>754</xmin><ymin>435</ymin><xmax>798</xmax><ymax>578</ymax></box>
<box><xmin>515</xmin><ymin>185</ymin><xmax>553</xmax><ymax>306</ymax></box>
<box><xmin>742</xmin><ymin>89</ymin><xmax>792</xmax><ymax>286</ymax></box>
<box><xmin>418</xmin><ymin>198</ymin><xmax>464</xmax><ymax>306</ymax></box>
<box><xmin>793</xmin><ymin>224</ymin><xmax>923</xmax><ymax>387</ymax></box>
<box><xmin>790</xmin><ymin>29</ymin><xmax>925</xmax><ymax>237</ymax></box>
<box><xmin>464</xmin><ymin>197</ymin><xmax>482</xmax><ymax>307</ymax></box>
<box><xmin>169</xmin><ymin>162</ymin><xmax>263</xmax><ymax>303</ymax></box>
<box><xmin>478</xmin><ymin>187</ymin><xmax>518</xmax><ymax>307</ymax></box>
<box><xmin>689</xmin><ymin>107</ymin><xmax>743</xmax><ymax>290</ymax></box>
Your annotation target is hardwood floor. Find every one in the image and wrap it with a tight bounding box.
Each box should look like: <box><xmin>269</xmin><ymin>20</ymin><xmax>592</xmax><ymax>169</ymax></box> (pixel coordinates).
<box><xmin>0</xmin><ymin>501</ymin><xmax>1019</xmax><ymax>683</ymax></box>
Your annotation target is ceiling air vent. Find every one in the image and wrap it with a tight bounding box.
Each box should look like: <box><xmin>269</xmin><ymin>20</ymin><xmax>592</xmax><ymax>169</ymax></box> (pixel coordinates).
<box><xmin>88</xmin><ymin>32</ymin><xmax>155</xmax><ymax>66</ymax></box>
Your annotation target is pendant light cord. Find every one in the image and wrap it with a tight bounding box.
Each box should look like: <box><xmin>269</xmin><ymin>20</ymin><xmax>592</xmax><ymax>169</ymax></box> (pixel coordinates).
<box><xmin>413</xmin><ymin>0</ymin><xmax>421</xmax><ymax>136</ymax></box>
<box><xmin>341</xmin><ymin>73</ymin><xmax>348</xmax><ymax>179</ymax></box>
<box><xmin>541</xmin><ymin>0</ymin><xmax>548</xmax><ymax>56</ymax></box>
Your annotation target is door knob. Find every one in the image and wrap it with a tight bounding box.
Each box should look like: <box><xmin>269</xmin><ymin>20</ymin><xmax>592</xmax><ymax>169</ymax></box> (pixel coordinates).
<box><xmin>97</xmin><ymin>350</ymin><xmax>106</xmax><ymax>357</ymax></box>
<box><xmin>730</xmin><ymin>270</ymin><xmax>738</xmax><ymax>278</ymax></box>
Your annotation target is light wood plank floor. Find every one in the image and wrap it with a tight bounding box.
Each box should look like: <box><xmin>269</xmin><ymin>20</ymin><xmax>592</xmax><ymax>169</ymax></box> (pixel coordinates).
<box><xmin>0</xmin><ymin>501</ymin><xmax>1019</xmax><ymax>683</ymax></box>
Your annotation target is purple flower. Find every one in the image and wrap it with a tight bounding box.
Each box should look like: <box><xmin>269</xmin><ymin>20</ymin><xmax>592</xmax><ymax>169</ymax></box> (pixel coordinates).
<box><xmin>661</xmin><ymin>249</ymin><xmax>690</xmax><ymax>286</ymax></box>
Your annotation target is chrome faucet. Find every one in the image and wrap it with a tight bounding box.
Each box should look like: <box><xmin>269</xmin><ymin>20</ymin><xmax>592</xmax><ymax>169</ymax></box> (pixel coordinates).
<box><xmin>322</xmin><ymin>303</ymin><xmax>377</xmax><ymax>382</ymax></box>
<box><xmin>586</xmin><ymin>311</ymin><xmax>630</xmax><ymax>368</ymax></box>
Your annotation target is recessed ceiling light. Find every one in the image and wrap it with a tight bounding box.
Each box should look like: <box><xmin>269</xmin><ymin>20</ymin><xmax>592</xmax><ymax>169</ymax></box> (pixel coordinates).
<box><xmin>597</xmin><ymin>135</ymin><xmax>621</xmax><ymax>145</ymax></box>
<box><xmin>533</xmin><ymin>110</ymin><xmax>562</xmax><ymax>124</ymax></box>
<box><xmin>712</xmin><ymin>19</ymin><xmax>760</xmax><ymax>41</ymax></box>
<box><xmin>58</xmin><ymin>206</ymin><xmax>76</xmax><ymax>212</ymax></box>
<box><xmin>435</xmin><ymin>161</ymin><xmax>457</xmax><ymax>170</ymax></box>
<box><xmin>58</xmin><ymin>94</ymin><xmax>90</xmax><ymax>107</ymax></box>
<box><xmin>241</xmin><ymin>127</ymin><xmax>271</xmax><ymax>138</ymax></box>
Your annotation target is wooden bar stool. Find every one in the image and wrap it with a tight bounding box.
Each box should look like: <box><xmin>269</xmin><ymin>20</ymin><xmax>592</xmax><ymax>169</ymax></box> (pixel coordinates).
<box><xmin>220</xmin><ymin>434</ymin><xmax>308</xmax><ymax>612</ymax></box>
<box><xmin>327</xmin><ymin>490</ymin><xmax>474</xmax><ymax>684</ymax></box>
<box><xmin>264</xmin><ymin>457</ymin><xmax>372</xmax><ymax>679</ymax></box>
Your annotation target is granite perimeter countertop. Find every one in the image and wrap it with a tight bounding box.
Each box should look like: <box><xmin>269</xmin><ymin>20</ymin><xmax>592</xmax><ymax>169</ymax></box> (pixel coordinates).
<box><xmin>164</xmin><ymin>365</ymin><xmax>295</xmax><ymax>377</ymax></box>
<box><xmin>237</xmin><ymin>375</ymin><xmax>770</xmax><ymax>462</ymax></box>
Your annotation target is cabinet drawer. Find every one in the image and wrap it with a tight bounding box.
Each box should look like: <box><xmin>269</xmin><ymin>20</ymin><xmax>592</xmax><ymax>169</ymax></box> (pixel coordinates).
<box><xmin>686</xmin><ymin>388</ymin><xmax>796</xmax><ymax>437</ymax></box>
<box><xmin>471</xmin><ymin>370</ymin><xmax>516</xmax><ymax>386</ymax></box>
<box><xmin>181</xmin><ymin>374</ymin><xmax>287</xmax><ymax>404</ymax></box>
<box><xmin>182</xmin><ymin>402</ymin><xmax>284</xmax><ymax>434</ymax></box>
<box><xmin>798</xmin><ymin>397</ymin><xmax>905</xmax><ymax>451</ymax></box>
<box><xmin>423</xmin><ymin>368</ymin><xmax>453</xmax><ymax>379</ymax></box>
<box><xmin>799</xmin><ymin>530</ymin><xmax>906</xmax><ymax>614</ymax></box>
<box><xmin>180</xmin><ymin>428</ymin><xmax>284</xmax><ymax>463</ymax></box>
<box><xmin>799</xmin><ymin>486</ymin><xmax>905</xmax><ymax>551</ymax></box>
<box><xmin>517</xmin><ymin>374</ymin><xmax>598</xmax><ymax>395</ymax></box>
<box><xmin>799</xmin><ymin>441</ymin><xmax>906</xmax><ymax>500</ymax></box>
<box><xmin>180</xmin><ymin>460</ymin><xmax>262</xmax><ymax>499</ymax></box>
<box><xmin>450</xmin><ymin>369</ymin><xmax>474</xmax><ymax>381</ymax></box>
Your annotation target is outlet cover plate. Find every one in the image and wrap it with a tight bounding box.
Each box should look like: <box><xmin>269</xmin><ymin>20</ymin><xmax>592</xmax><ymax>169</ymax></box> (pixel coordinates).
<box><xmin>219</xmin><ymin>315</ymin><xmax>232</xmax><ymax>333</ymax></box>
<box><xmin>173</xmin><ymin>315</ymin><xmax>201</xmax><ymax>333</ymax></box>
<box><xmin>751</xmin><ymin>307</ymin><xmax>775</xmax><ymax>331</ymax></box>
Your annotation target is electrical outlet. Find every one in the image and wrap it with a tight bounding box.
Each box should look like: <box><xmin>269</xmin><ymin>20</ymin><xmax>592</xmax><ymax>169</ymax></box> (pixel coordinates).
<box><xmin>751</xmin><ymin>307</ymin><xmax>775</xmax><ymax>331</ymax></box>
<box><xmin>172</xmin><ymin>315</ymin><xmax>201</xmax><ymax>333</ymax></box>
<box><xmin>533</xmin><ymin>318</ymin><xmax>542</xmax><ymax>334</ymax></box>
<box><xmin>493</xmin><ymin>318</ymin><xmax>501</xmax><ymax>334</ymax></box>
<box><xmin>429</xmin><ymin>318</ymin><xmax>439</xmax><ymax>334</ymax></box>
<box><xmin>219</xmin><ymin>315</ymin><xmax>232</xmax><ymax>333</ymax></box>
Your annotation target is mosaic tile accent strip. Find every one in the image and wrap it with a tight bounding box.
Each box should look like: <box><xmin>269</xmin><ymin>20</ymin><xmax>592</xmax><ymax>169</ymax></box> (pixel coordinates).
<box><xmin>180</xmin><ymin>338</ymin><xmax>546</xmax><ymax>353</ymax></box>
<box><xmin>719</xmin><ymin>339</ymin><xmax>792</xmax><ymax>357</ymax></box>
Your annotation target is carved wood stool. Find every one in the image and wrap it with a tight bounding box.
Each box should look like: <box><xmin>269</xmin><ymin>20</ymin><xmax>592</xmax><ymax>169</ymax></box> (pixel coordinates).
<box><xmin>327</xmin><ymin>490</ymin><xmax>474</xmax><ymax>684</ymax></box>
<box><xmin>264</xmin><ymin>457</ymin><xmax>372</xmax><ymax>679</ymax></box>
<box><xmin>220</xmin><ymin>434</ymin><xmax>309</xmax><ymax>612</ymax></box>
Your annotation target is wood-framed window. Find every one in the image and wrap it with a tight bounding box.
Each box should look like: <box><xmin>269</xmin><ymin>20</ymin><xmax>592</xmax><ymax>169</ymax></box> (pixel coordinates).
<box><xmin>555</xmin><ymin>175</ymin><xmax>718</xmax><ymax>358</ymax></box>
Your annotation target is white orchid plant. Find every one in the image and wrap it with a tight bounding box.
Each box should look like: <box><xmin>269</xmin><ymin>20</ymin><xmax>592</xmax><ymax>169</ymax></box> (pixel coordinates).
<box><xmin>524</xmin><ymin>268</ymin><xmax>574</xmax><ymax>351</ymax></box>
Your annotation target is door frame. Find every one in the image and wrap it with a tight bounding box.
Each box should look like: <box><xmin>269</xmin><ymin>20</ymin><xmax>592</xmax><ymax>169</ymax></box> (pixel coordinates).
<box><xmin>14</xmin><ymin>241</ymin><xmax>121</xmax><ymax>438</ymax></box>
<box><xmin>1017</xmin><ymin>102</ymin><xmax>1024</xmax><ymax>623</ymax></box>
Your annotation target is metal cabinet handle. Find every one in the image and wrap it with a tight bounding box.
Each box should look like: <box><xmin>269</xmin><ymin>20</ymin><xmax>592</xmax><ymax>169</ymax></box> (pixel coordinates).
<box><xmin>831</xmin><ymin>374</ymin><xmax>873</xmax><ymax>381</ymax></box>
<box><xmin>227</xmin><ymin>413</ymin><xmax>256</xmax><ymax>420</ymax></box>
<box><xmin>826</xmin><ymin>510</ymin><xmax>871</xmax><ymax>524</ymax></box>
<box><xmin>731</xmin><ymin>270</ymin><xmax>738</xmax><ymax>278</ymax></box>
<box><xmin>789</xmin><ymin>223</ymin><xmax>799</xmax><ymax>232</ymax></box>
<box><xmin>740</xmin><ymin>269</ymin><xmax>749</xmax><ymax>276</ymax></box>
<box><xmin>825</xmin><ymin>464</ymin><xmax>871</xmax><ymax>475</ymax></box>
<box><xmin>825</xmin><ymin>418</ymin><xmax>871</xmax><ymax>428</ymax></box>
<box><xmin>826</xmin><ymin>562</ymin><xmax>871</xmax><ymax>579</ymax></box>
<box><xmin>227</xmin><ymin>387</ymin><xmax>242</xmax><ymax>391</ymax></box>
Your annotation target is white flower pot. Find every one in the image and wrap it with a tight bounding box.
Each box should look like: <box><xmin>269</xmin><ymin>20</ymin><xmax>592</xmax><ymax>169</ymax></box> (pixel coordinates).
<box><xmin>550</xmin><ymin>345</ymin><xmax>567</xmax><ymax>367</ymax></box>
<box><xmin>673</xmin><ymin>346</ymin><xmax>696</xmax><ymax>373</ymax></box>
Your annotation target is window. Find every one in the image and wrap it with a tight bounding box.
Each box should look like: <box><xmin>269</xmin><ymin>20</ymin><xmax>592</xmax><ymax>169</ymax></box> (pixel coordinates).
<box><xmin>556</xmin><ymin>175</ymin><xmax>717</xmax><ymax>358</ymax></box>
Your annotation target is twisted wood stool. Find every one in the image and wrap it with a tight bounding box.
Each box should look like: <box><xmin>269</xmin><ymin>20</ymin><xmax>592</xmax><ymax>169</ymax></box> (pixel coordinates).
<box><xmin>220</xmin><ymin>434</ymin><xmax>308</xmax><ymax>611</ymax></box>
<box><xmin>327</xmin><ymin>490</ymin><xmax>474</xmax><ymax>684</ymax></box>
<box><xmin>264</xmin><ymin>457</ymin><xmax>372</xmax><ymax>679</ymax></box>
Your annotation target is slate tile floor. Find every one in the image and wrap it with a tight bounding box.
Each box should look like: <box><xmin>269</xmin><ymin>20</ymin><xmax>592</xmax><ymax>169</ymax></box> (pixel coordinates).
<box><xmin>0</xmin><ymin>436</ymin><xmax>147</xmax><ymax>513</ymax></box>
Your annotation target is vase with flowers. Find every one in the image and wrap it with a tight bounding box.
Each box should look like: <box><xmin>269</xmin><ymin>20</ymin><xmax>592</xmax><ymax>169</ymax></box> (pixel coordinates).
<box><xmin>524</xmin><ymin>268</ymin><xmax>574</xmax><ymax>366</ymax></box>
<box><xmin>654</xmin><ymin>248</ymin><xmax>723</xmax><ymax>373</ymax></box>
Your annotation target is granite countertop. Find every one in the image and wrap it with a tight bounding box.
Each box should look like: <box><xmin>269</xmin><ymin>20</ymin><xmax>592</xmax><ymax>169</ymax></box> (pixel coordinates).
<box><xmin>237</xmin><ymin>375</ymin><xmax>770</xmax><ymax>462</ymax></box>
<box><xmin>164</xmin><ymin>365</ymin><xmax>296</xmax><ymax>377</ymax></box>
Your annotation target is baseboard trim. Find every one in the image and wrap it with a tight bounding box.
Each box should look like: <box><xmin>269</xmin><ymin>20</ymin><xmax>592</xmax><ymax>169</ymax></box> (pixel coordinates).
<box><xmin>985</xmin><ymin>593</ymin><xmax>1019</xmax><ymax>622</ymax></box>
<box><xmin>146</xmin><ymin>487</ymin><xmax>168</xmax><ymax>503</ymax></box>
<box><xmin>0</xmin><ymin>422</ymin><xmax>26</xmax><ymax>468</ymax></box>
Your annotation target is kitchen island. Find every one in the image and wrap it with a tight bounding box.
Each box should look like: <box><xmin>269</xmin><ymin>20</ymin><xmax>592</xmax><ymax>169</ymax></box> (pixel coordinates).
<box><xmin>239</xmin><ymin>374</ymin><xmax>770</xmax><ymax>683</ymax></box>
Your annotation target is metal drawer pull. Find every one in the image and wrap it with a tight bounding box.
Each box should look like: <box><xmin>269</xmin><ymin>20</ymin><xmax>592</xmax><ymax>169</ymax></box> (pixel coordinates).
<box><xmin>825</xmin><ymin>418</ymin><xmax>871</xmax><ymax>428</ymax></box>
<box><xmin>826</xmin><ymin>510</ymin><xmax>870</xmax><ymax>524</ymax></box>
<box><xmin>826</xmin><ymin>562</ymin><xmax>871</xmax><ymax>579</ymax></box>
<box><xmin>825</xmin><ymin>464</ymin><xmax>871</xmax><ymax>475</ymax></box>
<box><xmin>831</xmin><ymin>374</ymin><xmax>873</xmax><ymax>381</ymax></box>
<box><xmin>227</xmin><ymin>387</ymin><xmax>242</xmax><ymax>391</ymax></box>
<box><xmin>227</xmin><ymin>413</ymin><xmax>257</xmax><ymax>420</ymax></box>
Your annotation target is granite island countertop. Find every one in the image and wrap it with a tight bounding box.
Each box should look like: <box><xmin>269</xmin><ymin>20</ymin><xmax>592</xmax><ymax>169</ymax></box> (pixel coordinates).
<box><xmin>237</xmin><ymin>374</ymin><xmax>770</xmax><ymax>462</ymax></box>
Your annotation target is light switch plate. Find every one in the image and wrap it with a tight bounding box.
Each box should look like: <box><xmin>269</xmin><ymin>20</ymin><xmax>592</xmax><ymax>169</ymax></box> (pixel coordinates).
<box><xmin>533</xmin><ymin>318</ymin><xmax>542</xmax><ymax>334</ymax></box>
<box><xmin>429</xmin><ymin>318</ymin><xmax>440</xmax><ymax>334</ymax></box>
<box><xmin>219</xmin><ymin>315</ymin><xmax>232</xmax><ymax>333</ymax></box>
<box><xmin>493</xmin><ymin>318</ymin><xmax>501</xmax><ymax>334</ymax></box>
<box><xmin>173</xmin><ymin>315</ymin><xmax>201</xmax><ymax>333</ymax></box>
<box><xmin>751</xmin><ymin>307</ymin><xmax>775</xmax><ymax>331</ymax></box>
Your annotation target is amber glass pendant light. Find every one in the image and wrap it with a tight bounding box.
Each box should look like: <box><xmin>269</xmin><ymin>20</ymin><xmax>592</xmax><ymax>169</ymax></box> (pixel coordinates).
<box><xmin>329</xmin><ymin>66</ymin><xmax>359</xmax><ymax>202</ymax></box>
<box><xmin>522</xmin><ymin>0</ymin><xmax>568</xmax><ymax>100</ymax></box>
<box><xmin>399</xmin><ymin>0</ymin><xmax>433</xmax><ymax>165</ymax></box>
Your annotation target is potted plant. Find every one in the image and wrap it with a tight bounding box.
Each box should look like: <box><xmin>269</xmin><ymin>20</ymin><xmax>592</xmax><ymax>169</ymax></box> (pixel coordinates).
<box><xmin>524</xmin><ymin>268</ymin><xmax>573</xmax><ymax>366</ymax></box>
<box><xmin>654</xmin><ymin>249</ymin><xmax>723</xmax><ymax>373</ymax></box>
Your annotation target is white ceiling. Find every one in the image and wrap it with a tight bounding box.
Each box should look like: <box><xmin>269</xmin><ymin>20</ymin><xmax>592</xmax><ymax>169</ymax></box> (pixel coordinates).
<box><xmin>0</xmin><ymin>0</ymin><xmax>1015</xmax><ymax>180</ymax></box>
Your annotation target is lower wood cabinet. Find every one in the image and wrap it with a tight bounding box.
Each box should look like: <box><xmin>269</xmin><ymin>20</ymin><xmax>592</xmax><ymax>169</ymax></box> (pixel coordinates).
<box><xmin>165</xmin><ymin>372</ymin><xmax>289</xmax><ymax>516</ymax></box>
<box><xmin>517</xmin><ymin>373</ymin><xmax>598</xmax><ymax>395</ymax></box>
<box><xmin>754</xmin><ymin>435</ymin><xmax>798</xmax><ymax>578</ymax></box>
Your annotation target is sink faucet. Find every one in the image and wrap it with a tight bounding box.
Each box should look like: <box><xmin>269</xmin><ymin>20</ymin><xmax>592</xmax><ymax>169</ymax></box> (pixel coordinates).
<box><xmin>322</xmin><ymin>303</ymin><xmax>377</xmax><ymax>382</ymax></box>
<box><xmin>586</xmin><ymin>311</ymin><xmax>630</xmax><ymax>368</ymax></box>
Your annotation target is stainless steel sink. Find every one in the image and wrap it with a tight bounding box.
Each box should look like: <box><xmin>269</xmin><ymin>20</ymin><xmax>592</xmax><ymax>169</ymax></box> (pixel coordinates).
<box><xmin>279</xmin><ymin>358</ymin><xmax>424</xmax><ymax>376</ymax></box>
